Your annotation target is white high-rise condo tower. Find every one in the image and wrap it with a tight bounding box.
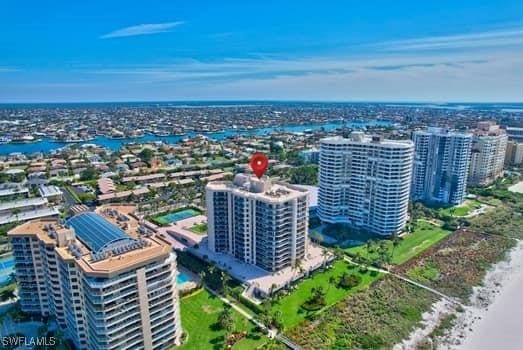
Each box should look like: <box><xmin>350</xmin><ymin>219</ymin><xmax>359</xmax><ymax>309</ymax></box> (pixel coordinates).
<box><xmin>318</xmin><ymin>132</ymin><xmax>414</xmax><ymax>236</ymax></box>
<box><xmin>411</xmin><ymin>127</ymin><xmax>472</xmax><ymax>205</ymax></box>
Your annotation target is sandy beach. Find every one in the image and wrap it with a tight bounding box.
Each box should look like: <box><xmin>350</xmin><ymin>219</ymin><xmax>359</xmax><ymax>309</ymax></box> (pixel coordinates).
<box><xmin>395</xmin><ymin>240</ymin><xmax>523</xmax><ymax>350</ymax></box>
<box><xmin>452</xmin><ymin>240</ymin><xmax>523</xmax><ymax>350</ymax></box>
<box><xmin>508</xmin><ymin>180</ymin><xmax>523</xmax><ymax>194</ymax></box>
<box><xmin>393</xmin><ymin>299</ymin><xmax>455</xmax><ymax>350</ymax></box>
<box><xmin>437</xmin><ymin>240</ymin><xmax>523</xmax><ymax>349</ymax></box>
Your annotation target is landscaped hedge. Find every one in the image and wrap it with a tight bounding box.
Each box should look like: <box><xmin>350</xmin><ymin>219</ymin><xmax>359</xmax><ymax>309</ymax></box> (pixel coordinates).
<box><xmin>238</xmin><ymin>294</ymin><xmax>263</xmax><ymax>314</ymax></box>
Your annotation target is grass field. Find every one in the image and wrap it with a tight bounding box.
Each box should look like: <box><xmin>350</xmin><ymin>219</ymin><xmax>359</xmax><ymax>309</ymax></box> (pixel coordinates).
<box><xmin>271</xmin><ymin>260</ymin><xmax>381</xmax><ymax>329</ymax></box>
<box><xmin>437</xmin><ymin>199</ymin><xmax>481</xmax><ymax>217</ymax></box>
<box><xmin>189</xmin><ymin>223</ymin><xmax>207</xmax><ymax>235</ymax></box>
<box><xmin>179</xmin><ymin>289</ymin><xmax>267</xmax><ymax>350</ymax></box>
<box><xmin>345</xmin><ymin>220</ymin><xmax>451</xmax><ymax>265</ymax></box>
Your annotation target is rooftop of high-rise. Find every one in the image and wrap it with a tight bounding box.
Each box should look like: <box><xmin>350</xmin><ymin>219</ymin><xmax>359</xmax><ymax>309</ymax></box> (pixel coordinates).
<box><xmin>414</xmin><ymin>127</ymin><xmax>472</xmax><ymax>138</ymax></box>
<box><xmin>321</xmin><ymin>132</ymin><xmax>414</xmax><ymax>148</ymax></box>
<box><xmin>206</xmin><ymin>173</ymin><xmax>308</xmax><ymax>203</ymax></box>
<box><xmin>473</xmin><ymin>121</ymin><xmax>507</xmax><ymax>136</ymax></box>
<box><xmin>8</xmin><ymin>205</ymin><xmax>172</xmax><ymax>277</ymax></box>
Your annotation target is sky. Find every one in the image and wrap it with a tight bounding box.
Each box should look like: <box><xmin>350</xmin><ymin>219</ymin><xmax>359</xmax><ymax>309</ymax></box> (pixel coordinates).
<box><xmin>1</xmin><ymin>0</ymin><xmax>523</xmax><ymax>103</ymax></box>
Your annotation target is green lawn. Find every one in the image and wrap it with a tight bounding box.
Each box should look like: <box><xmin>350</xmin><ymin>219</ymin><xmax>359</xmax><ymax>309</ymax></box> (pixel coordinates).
<box><xmin>189</xmin><ymin>223</ymin><xmax>207</xmax><ymax>235</ymax></box>
<box><xmin>345</xmin><ymin>220</ymin><xmax>451</xmax><ymax>265</ymax></box>
<box><xmin>271</xmin><ymin>260</ymin><xmax>381</xmax><ymax>329</ymax></box>
<box><xmin>438</xmin><ymin>199</ymin><xmax>481</xmax><ymax>217</ymax></box>
<box><xmin>179</xmin><ymin>289</ymin><xmax>267</xmax><ymax>350</ymax></box>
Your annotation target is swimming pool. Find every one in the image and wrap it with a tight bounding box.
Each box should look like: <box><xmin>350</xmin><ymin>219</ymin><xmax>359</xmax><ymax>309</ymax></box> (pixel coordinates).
<box><xmin>155</xmin><ymin>209</ymin><xmax>200</xmax><ymax>225</ymax></box>
<box><xmin>177</xmin><ymin>271</ymin><xmax>192</xmax><ymax>285</ymax></box>
<box><xmin>0</xmin><ymin>255</ymin><xmax>15</xmax><ymax>285</ymax></box>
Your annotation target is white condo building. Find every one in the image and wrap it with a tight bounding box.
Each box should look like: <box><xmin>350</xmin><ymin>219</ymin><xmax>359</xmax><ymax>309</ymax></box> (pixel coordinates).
<box><xmin>8</xmin><ymin>208</ymin><xmax>182</xmax><ymax>350</ymax></box>
<box><xmin>206</xmin><ymin>174</ymin><xmax>309</xmax><ymax>272</ymax></box>
<box><xmin>468</xmin><ymin>121</ymin><xmax>508</xmax><ymax>186</ymax></box>
<box><xmin>411</xmin><ymin>127</ymin><xmax>472</xmax><ymax>205</ymax></box>
<box><xmin>318</xmin><ymin>133</ymin><xmax>414</xmax><ymax>236</ymax></box>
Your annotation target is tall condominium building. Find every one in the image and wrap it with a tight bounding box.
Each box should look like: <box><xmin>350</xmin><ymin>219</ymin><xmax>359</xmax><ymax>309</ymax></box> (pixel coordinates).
<box><xmin>505</xmin><ymin>141</ymin><xmax>523</xmax><ymax>165</ymax></box>
<box><xmin>318</xmin><ymin>133</ymin><xmax>414</xmax><ymax>236</ymax></box>
<box><xmin>8</xmin><ymin>209</ymin><xmax>182</xmax><ymax>350</ymax></box>
<box><xmin>468</xmin><ymin>121</ymin><xmax>508</xmax><ymax>186</ymax></box>
<box><xmin>507</xmin><ymin>126</ymin><xmax>523</xmax><ymax>141</ymax></box>
<box><xmin>206</xmin><ymin>174</ymin><xmax>309</xmax><ymax>272</ymax></box>
<box><xmin>411</xmin><ymin>127</ymin><xmax>472</xmax><ymax>205</ymax></box>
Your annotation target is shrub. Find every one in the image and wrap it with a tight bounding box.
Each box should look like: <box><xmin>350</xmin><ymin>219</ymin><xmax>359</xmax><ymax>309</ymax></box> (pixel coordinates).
<box><xmin>338</xmin><ymin>273</ymin><xmax>362</xmax><ymax>289</ymax></box>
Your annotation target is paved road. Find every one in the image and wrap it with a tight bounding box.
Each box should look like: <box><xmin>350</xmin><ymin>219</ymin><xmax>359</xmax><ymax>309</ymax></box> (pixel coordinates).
<box><xmin>61</xmin><ymin>188</ymin><xmax>78</xmax><ymax>207</ymax></box>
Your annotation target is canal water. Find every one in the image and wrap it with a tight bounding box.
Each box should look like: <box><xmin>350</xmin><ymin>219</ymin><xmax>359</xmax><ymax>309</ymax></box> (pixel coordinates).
<box><xmin>0</xmin><ymin>120</ymin><xmax>391</xmax><ymax>155</ymax></box>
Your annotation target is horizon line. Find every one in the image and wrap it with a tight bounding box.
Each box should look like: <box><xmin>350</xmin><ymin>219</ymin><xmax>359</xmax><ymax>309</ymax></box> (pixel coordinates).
<box><xmin>1</xmin><ymin>99</ymin><xmax>523</xmax><ymax>105</ymax></box>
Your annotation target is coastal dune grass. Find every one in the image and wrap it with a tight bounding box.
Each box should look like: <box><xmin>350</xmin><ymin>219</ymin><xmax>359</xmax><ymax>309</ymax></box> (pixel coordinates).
<box><xmin>285</xmin><ymin>275</ymin><xmax>437</xmax><ymax>349</ymax></box>
<box><xmin>271</xmin><ymin>260</ymin><xmax>381</xmax><ymax>329</ymax></box>
<box><xmin>395</xmin><ymin>230</ymin><xmax>515</xmax><ymax>301</ymax></box>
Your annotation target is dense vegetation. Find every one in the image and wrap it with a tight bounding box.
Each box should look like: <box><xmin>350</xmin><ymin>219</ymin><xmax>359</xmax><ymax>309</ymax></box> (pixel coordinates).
<box><xmin>395</xmin><ymin>230</ymin><xmax>515</xmax><ymax>301</ymax></box>
<box><xmin>286</xmin><ymin>276</ymin><xmax>437</xmax><ymax>349</ymax></box>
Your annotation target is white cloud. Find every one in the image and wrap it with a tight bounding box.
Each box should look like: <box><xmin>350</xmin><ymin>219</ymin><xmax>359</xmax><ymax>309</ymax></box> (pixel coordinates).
<box><xmin>100</xmin><ymin>21</ymin><xmax>184</xmax><ymax>39</ymax></box>
<box><xmin>77</xmin><ymin>49</ymin><xmax>523</xmax><ymax>102</ymax></box>
<box><xmin>378</xmin><ymin>27</ymin><xmax>523</xmax><ymax>51</ymax></box>
<box><xmin>0</xmin><ymin>67</ymin><xmax>19</xmax><ymax>73</ymax></box>
<box><xmin>4</xmin><ymin>26</ymin><xmax>523</xmax><ymax>102</ymax></box>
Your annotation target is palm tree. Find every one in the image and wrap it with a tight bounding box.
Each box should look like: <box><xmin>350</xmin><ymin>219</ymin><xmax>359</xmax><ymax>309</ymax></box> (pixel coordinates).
<box><xmin>333</xmin><ymin>246</ymin><xmax>344</xmax><ymax>261</ymax></box>
<box><xmin>366</xmin><ymin>239</ymin><xmax>374</xmax><ymax>259</ymax></box>
<box><xmin>269</xmin><ymin>283</ymin><xmax>277</xmax><ymax>297</ymax></box>
<box><xmin>198</xmin><ymin>271</ymin><xmax>206</xmax><ymax>285</ymax></box>
<box><xmin>327</xmin><ymin>275</ymin><xmax>336</xmax><ymax>293</ymax></box>
<box><xmin>294</xmin><ymin>258</ymin><xmax>305</xmax><ymax>277</ymax></box>
<box><xmin>0</xmin><ymin>289</ymin><xmax>15</xmax><ymax>302</ymax></box>
<box><xmin>321</xmin><ymin>248</ymin><xmax>329</xmax><ymax>268</ymax></box>
<box><xmin>271</xmin><ymin>310</ymin><xmax>283</xmax><ymax>330</ymax></box>
<box><xmin>391</xmin><ymin>235</ymin><xmax>400</xmax><ymax>259</ymax></box>
<box><xmin>221</xmin><ymin>271</ymin><xmax>231</xmax><ymax>295</ymax></box>
<box><xmin>218</xmin><ymin>305</ymin><xmax>234</xmax><ymax>348</ymax></box>
<box><xmin>10</xmin><ymin>208</ymin><xmax>21</xmax><ymax>223</ymax></box>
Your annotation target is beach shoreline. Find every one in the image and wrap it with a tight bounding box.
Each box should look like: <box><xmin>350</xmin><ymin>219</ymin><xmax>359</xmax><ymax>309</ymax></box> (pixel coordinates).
<box><xmin>395</xmin><ymin>240</ymin><xmax>523</xmax><ymax>350</ymax></box>
<box><xmin>446</xmin><ymin>240</ymin><xmax>523</xmax><ymax>350</ymax></box>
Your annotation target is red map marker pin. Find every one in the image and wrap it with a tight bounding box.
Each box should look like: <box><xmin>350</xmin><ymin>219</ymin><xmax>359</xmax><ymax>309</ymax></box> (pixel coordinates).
<box><xmin>250</xmin><ymin>153</ymin><xmax>269</xmax><ymax>178</ymax></box>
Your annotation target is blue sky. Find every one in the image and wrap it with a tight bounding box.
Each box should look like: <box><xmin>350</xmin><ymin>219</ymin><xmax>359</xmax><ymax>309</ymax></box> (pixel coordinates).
<box><xmin>1</xmin><ymin>0</ymin><xmax>523</xmax><ymax>102</ymax></box>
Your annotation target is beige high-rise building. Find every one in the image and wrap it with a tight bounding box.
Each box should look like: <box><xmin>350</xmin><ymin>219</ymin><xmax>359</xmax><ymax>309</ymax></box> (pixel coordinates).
<box><xmin>8</xmin><ymin>207</ymin><xmax>182</xmax><ymax>350</ymax></box>
<box><xmin>468</xmin><ymin>121</ymin><xmax>508</xmax><ymax>186</ymax></box>
<box><xmin>505</xmin><ymin>141</ymin><xmax>523</xmax><ymax>165</ymax></box>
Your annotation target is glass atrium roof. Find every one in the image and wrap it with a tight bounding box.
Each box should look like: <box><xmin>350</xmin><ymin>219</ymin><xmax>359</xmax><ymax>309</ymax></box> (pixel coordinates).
<box><xmin>66</xmin><ymin>212</ymin><xmax>133</xmax><ymax>253</ymax></box>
